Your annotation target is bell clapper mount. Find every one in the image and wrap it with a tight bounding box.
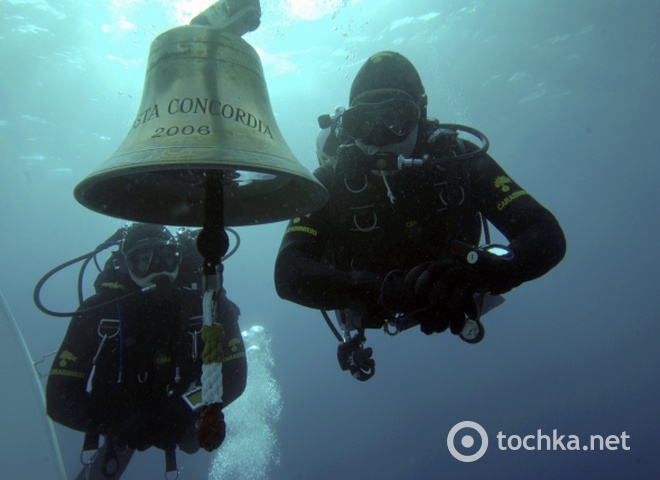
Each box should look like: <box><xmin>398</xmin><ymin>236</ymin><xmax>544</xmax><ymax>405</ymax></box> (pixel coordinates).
<box><xmin>191</xmin><ymin>0</ymin><xmax>261</xmax><ymax>36</ymax></box>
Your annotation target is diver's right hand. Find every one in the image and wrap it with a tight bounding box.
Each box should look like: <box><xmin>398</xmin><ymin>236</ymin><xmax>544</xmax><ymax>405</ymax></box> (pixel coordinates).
<box><xmin>405</xmin><ymin>260</ymin><xmax>478</xmax><ymax>335</ymax></box>
<box><xmin>196</xmin><ymin>403</ymin><xmax>226</xmax><ymax>452</ymax></box>
<box><xmin>417</xmin><ymin>306</ymin><xmax>468</xmax><ymax>336</ymax></box>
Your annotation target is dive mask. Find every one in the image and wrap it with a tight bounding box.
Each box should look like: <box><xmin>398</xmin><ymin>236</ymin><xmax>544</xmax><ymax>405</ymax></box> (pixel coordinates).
<box><xmin>124</xmin><ymin>238</ymin><xmax>181</xmax><ymax>280</ymax></box>
<box><xmin>342</xmin><ymin>89</ymin><xmax>420</xmax><ymax>146</ymax></box>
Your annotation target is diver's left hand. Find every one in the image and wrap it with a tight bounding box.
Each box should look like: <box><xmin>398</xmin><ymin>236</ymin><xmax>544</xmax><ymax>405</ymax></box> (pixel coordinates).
<box><xmin>405</xmin><ymin>260</ymin><xmax>479</xmax><ymax>304</ymax></box>
<box><xmin>405</xmin><ymin>260</ymin><xmax>480</xmax><ymax>335</ymax></box>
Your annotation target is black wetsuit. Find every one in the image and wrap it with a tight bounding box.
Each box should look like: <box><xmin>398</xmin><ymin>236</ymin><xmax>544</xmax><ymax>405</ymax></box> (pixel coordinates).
<box><xmin>46</xmin><ymin>281</ymin><xmax>246</xmax><ymax>453</ymax></box>
<box><xmin>275</xmin><ymin>119</ymin><xmax>566</xmax><ymax>321</ymax></box>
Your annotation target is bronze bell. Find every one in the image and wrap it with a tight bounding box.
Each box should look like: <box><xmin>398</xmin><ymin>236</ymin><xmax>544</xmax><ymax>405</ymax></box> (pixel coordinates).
<box><xmin>74</xmin><ymin>25</ymin><xmax>327</xmax><ymax>226</ymax></box>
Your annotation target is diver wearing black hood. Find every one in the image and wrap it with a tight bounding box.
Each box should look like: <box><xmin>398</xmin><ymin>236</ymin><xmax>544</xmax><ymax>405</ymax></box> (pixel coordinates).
<box><xmin>274</xmin><ymin>52</ymin><xmax>566</xmax><ymax>378</ymax></box>
<box><xmin>46</xmin><ymin>223</ymin><xmax>247</xmax><ymax>478</ymax></box>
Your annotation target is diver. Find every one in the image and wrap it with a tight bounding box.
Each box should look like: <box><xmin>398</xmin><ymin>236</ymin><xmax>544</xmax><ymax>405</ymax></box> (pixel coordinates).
<box><xmin>274</xmin><ymin>51</ymin><xmax>566</xmax><ymax>381</ymax></box>
<box><xmin>44</xmin><ymin>223</ymin><xmax>247</xmax><ymax>478</ymax></box>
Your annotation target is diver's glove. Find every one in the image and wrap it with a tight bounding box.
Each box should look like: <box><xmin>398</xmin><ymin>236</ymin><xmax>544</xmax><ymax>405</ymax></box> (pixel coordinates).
<box><xmin>404</xmin><ymin>247</ymin><xmax>511</xmax><ymax>335</ymax></box>
<box><xmin>403</xmin><ymin>260</ymin><xmax>474</xmax><ymax>334</ymax></box>
<box><xmin>196</xmin><ymin>403</ymin><xmax>225</xmax><ymax>452</ymax></box>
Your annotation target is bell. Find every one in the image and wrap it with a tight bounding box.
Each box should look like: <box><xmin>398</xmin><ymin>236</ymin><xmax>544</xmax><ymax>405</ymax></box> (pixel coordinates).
<box><xmin>74</xmin><ymin>25</ymin><xmax>327</xmax><ymax>227</ymax></box>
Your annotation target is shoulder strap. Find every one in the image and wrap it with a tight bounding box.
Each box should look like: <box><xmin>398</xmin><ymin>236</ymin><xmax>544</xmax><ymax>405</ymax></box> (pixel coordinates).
<box><xmin>420</xmin><ymin>121</ymin><xmax>482</xmax><ymax>252</ymax></box>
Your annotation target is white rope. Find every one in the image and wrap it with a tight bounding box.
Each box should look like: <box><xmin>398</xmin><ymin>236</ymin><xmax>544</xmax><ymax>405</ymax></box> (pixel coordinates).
<box><xmin>201</xmin><ymin>363</ymin><xmax>223</xmax><ymax>406</ymax></box>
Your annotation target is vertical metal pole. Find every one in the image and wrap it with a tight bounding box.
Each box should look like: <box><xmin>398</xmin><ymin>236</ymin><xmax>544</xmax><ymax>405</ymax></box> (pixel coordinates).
<box><xmin>197</xmin><ymin>172</ymin><xmax>229</xmax><ymax>284</ymax></box>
